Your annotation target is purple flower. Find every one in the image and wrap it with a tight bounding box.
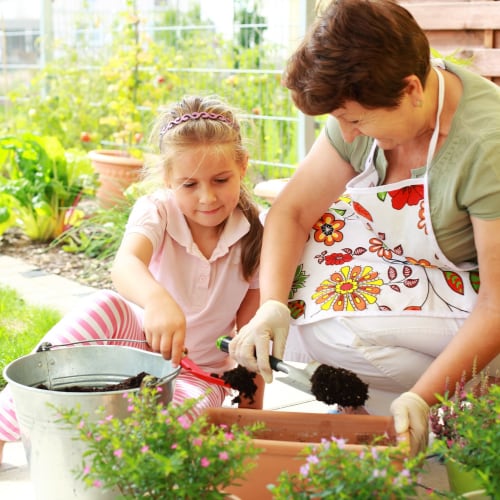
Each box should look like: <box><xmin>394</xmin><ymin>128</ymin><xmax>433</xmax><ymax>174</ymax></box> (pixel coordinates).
<box><xmin>300</xmin><ymin>463</ymin><xmax>310</xmax><ymax>476</ymax></box>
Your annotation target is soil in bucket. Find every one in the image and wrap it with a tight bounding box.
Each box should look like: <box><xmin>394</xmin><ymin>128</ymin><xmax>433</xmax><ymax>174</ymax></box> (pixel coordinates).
<box><xmin>35</xmin><ymin>371</ymin><xmax>151</xmax><ymax>392</ymax></box>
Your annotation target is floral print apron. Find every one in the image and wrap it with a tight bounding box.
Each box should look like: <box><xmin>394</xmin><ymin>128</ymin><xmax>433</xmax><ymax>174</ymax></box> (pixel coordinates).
<box><xmin>288</xmin><ymin>68</ymin><xmax>479</xmax><ymax>326</ymax></box>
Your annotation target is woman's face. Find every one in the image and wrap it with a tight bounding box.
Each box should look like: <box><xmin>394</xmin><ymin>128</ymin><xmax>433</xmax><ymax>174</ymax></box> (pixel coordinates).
<box><xmin>168</xmin><ymin>144</ymin><xmax>246</xmax><ymax>232</ymax></box>
<box><xmin>331</xmin><ymin>97</ymin><xmax>422</xmax><ymax>150</ymax></box>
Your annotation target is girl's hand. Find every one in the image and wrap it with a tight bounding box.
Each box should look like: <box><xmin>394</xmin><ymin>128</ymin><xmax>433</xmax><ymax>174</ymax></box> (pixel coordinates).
<box><xmin>143</xmin><ymin>292</ymin><xmax>186</xmax><ymax>366</ymax></box>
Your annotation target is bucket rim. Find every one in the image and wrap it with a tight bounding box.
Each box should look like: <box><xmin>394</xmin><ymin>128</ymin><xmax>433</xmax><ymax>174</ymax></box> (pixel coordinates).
<box><xmin>3</xmin><ymin>344</ymin><xmax>181</xmax><ymax>395</ymax></box>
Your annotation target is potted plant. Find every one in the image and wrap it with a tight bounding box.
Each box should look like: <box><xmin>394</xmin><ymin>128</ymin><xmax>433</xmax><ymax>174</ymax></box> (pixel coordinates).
<box><xmin>202</xmin><ymin>407</ymin><xmax>411</xmax><ymax>499</ymax></box>
<box><xmin>267</xmin><ymin>434</ymin><xmax>427</xmax><ymax>499</ymax></box>
<box><xmin>429</xmin><ymin>375</ymin><xmax>499</xmax><ymax>499</ymax></box>
<box><xmin>57</xmin><ymin>386</ymin><xmax>263</xmax><ymax>499</ymax></box>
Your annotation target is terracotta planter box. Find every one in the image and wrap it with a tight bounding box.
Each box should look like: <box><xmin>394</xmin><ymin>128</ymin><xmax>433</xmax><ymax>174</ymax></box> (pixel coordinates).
<box><xmin>88</xmin><ymin>149</ymin><xmax>143</xmax><ymax>208</ymax></box>
<box><xmin>203</xmin><ymin>408</ymin><xmax>408</xmax><ymax>500</ymax></box>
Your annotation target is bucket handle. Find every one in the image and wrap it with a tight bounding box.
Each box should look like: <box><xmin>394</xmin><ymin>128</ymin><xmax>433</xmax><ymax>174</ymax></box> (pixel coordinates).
<box><xmin>36</xmin><ymin>338</ymin><xmax>149</xmax><ymax>352</ymax></box>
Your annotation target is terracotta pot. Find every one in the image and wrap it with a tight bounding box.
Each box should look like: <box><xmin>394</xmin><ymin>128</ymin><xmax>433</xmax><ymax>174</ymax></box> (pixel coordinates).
<box><xmin>203</xmin><ymin>408</ymin><xmax>407</xmax><ymax>500</ymax></box>
<box><xmin>88</xmin><ymin>149</ymin><xmax>142</xmax><ymax>208</ymax></box>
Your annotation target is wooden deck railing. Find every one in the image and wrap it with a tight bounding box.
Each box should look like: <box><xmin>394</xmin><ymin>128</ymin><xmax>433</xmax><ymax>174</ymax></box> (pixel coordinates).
<box><xmin>401</xmin><ymin>1</ymin><xmax>500</xmax><ymax>83</ymax></box>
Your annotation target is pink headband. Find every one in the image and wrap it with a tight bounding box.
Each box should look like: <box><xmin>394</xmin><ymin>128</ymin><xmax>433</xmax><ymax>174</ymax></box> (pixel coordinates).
<box><xmin>159</xmin><ymin>111</ymin><xmax>238</xmax><ymax>146</ymax></box>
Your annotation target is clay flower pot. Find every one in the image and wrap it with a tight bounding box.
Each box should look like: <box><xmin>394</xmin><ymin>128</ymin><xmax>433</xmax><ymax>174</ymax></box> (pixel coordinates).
<box><xmin>88</xmin><ymin>149</ymin><xmax>142</xmax><ymax>208</ymax></box>
<box><xmin>203</xmin><ymin>408</ymin><xmax>407</xmax><ymax>500</ymax></box>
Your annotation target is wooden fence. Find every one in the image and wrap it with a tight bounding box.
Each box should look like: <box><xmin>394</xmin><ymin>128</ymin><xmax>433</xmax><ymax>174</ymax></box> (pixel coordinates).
<box><xmin>401</xmin><ymin>0</ymin><xmax>500</xmax><ymax>84</ymax></box>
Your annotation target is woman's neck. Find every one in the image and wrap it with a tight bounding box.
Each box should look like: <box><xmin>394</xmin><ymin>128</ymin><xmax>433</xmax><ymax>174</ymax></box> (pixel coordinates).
<box><xmin>383</xmin><ymin>68</ymin><xmax>462</xmax><ymax>182</ymax></box>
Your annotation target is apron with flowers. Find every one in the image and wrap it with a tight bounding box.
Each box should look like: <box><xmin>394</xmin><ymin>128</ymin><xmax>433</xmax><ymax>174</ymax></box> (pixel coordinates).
<box><xmin>289</xmin><ymin>68</ymin><xmax>480</xmax><ymax>325</ymax></box>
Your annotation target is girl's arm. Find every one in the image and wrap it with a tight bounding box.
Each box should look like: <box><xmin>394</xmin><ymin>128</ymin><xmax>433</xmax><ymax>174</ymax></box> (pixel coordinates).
<box><xmin>111</xmin><ymin>232</ymin><xmax>186</xmax><ymax>365</ymax></box>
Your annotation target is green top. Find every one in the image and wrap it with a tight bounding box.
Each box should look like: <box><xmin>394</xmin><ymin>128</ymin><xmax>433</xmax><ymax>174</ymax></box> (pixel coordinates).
<box><xmin>325</xmin><ymin>62</ymin><xmax>500</xmax><ymax>266</ymax></box>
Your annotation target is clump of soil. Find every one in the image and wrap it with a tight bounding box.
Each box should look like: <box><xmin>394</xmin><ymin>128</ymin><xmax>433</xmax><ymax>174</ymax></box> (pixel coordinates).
<box><xmin>36</xmin><ymin>371</ymin><xmax>150</xmax><ymax>392</ymax></box>
<box><xmin>310</xmin><ymin>364</ymin><xmax>369</xmax><ymax>407</ymax></box>
<box><xmin>212</xmin><ymin>365</ymin><xmax>258</xmax><ymax>405</ymax></box>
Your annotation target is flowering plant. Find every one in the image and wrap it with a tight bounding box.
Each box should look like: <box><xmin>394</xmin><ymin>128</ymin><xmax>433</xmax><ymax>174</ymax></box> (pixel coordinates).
<box><xmin>268</xmin><ymin>435</ymin><xmax>428</xmax><ymax>499</ymax></box>
<box><xmin>57</xmin><ymin>387</ymin><xmax>263</xmax><ymax>499</ymax></box>
<box><xmin>430</xmin><ymin>376</ymin><xmax>500</xmax><ymax>498</ymax></box>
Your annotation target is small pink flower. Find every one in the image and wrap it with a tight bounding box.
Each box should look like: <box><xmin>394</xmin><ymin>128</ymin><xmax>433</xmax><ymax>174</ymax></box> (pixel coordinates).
<box><xmin>83</xmin><ymin>465</ymin><xmax>90</xmax><ymax>475</ymax></box>
<box><xmin>171</xmin><ymin>443</ymin><xmax>178</xmax><ymax>449</ymax></box>
<box><xmin>114</xmin><ymin>449</ymin><xmax>123</xmax><ymax>458</ymax></box>
<box><xmin>177</xmin><ymin>415</ymin><xmax>191</xmax><ymax>429</ymax></box>
<box><xmin>219</xmin><ymin>451</ymin><xmax>229</xmax><ymax>460</ymax></box>
<box><xmin>127</xmin><ymin>405</ymin><xmax>134</xmax><ymax>412</ymax></box>
<box><xmin>105</xmin><ymin>414</ymin><xmax>113</xmax><ymax>421</ymax></box>
<box><xmin>200</xmin><ymin>457</ymin><xmax>210</xmax><ymax>467</ymax></box>
<box><xmin>306</xmin><ymin>454</ymin><xmax>319</xmax><ymax>464</ymax></box>
<box><xmin>93</xmin><ymin>480</ymin><xmax>103</xmax><ymax>488</ymax></box>
<box><xmin>141</xmin><ymin>445</ymin><xmax>149</xmax><ymax>453</ymax></box>
<box><xmin>300</xmin><ymin>463</ymin><xmax>310</xmax><ymax>476</ymax></box>
<box><xmin>77</xmin><ymin>420</ymin><xmax>85</xmax><ymax>429</ymax></box>
<box><xmin>192</xmin><ymin>438</ymin><xmax>202</xmax><ymax>446</ymax></box>
<box><xmin>335</xmin><ymin>438</ymin><xmax>346</xmax><ymax>449</ymax></box>
<box><xmin>224</xmin><ymin>432</ymin><xmax>234</xmax><ymax>441</ymax></box>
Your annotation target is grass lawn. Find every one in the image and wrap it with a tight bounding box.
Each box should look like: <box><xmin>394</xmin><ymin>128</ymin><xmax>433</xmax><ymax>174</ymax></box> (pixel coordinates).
<box><xmin>0</xmin><ymin>285</ymin><xmax>61</xmax><ymax>389</ymax></box>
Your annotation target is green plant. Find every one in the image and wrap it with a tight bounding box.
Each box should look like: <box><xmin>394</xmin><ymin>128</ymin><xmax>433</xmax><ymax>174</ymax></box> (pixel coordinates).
<box><xmin>0</xmin><ymin>134</ymin><xmax>96</xmax><ymax>241</ymax></box>
<box><xmin>1</xmin><ymin>1</ymin><xmax>297</xmax><ymax>182</ymax></box>
<box><xmin>0</xmin><ymin>285</ymin><xmax>61</xmax><ymax>389</ymax></box>
<box><xmin>53</xmin><ymin>201</ymin><xmax>131</xmax><ymax>260</ymax></box>
<box><xmin>57</xmin><ymin>387</ymin><xmax>263</xmax><ymax>499</ymax></box>
<box><xmin>268</xmin><ymin>436</ymin><xmax>428</xmax><ymax>499</ymax></box>
<box><xmin>430</xmin><ymin>377</ymin><xmax>500</xmax><ymax>498</ymax></box>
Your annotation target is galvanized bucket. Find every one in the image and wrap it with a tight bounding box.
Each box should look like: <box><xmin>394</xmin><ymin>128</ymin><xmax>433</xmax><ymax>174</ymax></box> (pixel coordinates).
<box><xmin>3</xmin><ymin>344</ymin><xmax>180</xmax><ymax>500</ymax></box>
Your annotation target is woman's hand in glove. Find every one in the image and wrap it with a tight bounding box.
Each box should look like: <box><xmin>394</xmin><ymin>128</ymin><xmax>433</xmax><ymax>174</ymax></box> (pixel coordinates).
<box><xmin>229</xmin><ymin>300</ymin><xmax>290</xmax><ymax>383</ymax></box>
<box><xmin>390</xmin><ymin>391</ymin><xmax>430</xmax><ymax>456</ymax></box>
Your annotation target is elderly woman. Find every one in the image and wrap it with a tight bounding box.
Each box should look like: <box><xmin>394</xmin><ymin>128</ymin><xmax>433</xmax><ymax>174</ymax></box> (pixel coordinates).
<box><xmin>229</xmin><ymin>0</ymin><xmax>500</xmax><ymax>455</ymax></box>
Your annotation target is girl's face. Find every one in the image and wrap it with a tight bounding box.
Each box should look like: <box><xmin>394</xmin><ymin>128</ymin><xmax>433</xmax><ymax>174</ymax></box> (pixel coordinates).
<box><xmin>168</xmin><ymin>144</ymin><xmax>246</xmax><ymax>231</ymax></box>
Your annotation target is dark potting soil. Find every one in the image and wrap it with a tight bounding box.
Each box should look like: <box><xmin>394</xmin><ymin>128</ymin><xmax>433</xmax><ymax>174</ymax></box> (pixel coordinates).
<box><xmin>212</xmin><ymin>365</ymin><xmax>258</xmax><ymax>405</ymax></box>
<box><xmin>310</xmin><ymin>364</ymin><xmax>369</xmax><ymax>407</ymax></box>
<box><xmin>35</xmin><ymin>371</ymin><xmax>150</xmax><ymax>392</ymax></box>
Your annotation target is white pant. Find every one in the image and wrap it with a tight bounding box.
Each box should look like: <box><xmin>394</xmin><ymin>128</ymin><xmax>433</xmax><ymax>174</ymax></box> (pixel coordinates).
<box><xmin>284</xmin><ymin>315</ymin><xmax>500</xmax><ymax>414</ymax></box>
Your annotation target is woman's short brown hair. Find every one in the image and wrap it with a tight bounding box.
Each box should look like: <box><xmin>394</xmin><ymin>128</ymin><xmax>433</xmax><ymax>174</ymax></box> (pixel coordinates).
<box><xmin>283</xmin><ymin>0</ymin><xmax>431</xmax><ymax>115</ymax></box>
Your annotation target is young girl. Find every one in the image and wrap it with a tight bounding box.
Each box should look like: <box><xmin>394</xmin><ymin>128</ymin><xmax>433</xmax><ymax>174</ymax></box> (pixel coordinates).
<box><xmin>0</xmin><ymin>95</ymin><xmax>264</xmax><ymax>462</ymax></box>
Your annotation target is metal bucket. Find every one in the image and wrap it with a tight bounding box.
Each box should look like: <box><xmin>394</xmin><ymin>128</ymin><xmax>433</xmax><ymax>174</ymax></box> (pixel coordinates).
<box><xmin>3</xmin><ymin>345</ymin><xmax>180</xmax><ymax>500</ymax></box>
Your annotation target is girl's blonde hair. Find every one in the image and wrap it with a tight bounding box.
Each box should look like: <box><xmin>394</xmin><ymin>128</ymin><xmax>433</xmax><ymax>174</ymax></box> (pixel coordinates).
<box><xmin>146</xmin><ymin>95</ymin><xmax>262</xmax><ymax>281</ymax></box>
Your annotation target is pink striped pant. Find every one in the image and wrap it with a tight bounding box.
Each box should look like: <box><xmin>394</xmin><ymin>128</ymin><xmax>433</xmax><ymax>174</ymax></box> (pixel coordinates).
<box><xmin>0</xmin><ymin>290</ymin><xmax>227</xmax><ymax>442</ymax></box>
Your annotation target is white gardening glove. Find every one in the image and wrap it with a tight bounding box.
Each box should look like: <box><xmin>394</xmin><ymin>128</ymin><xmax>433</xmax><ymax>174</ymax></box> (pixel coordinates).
<box><xmin>390</xmin><ymin>391</ymin><xmax>430</xmax><ymax>457</ymax></box>
<box><xmin>230</xmin><ymin>300</ymin><xmax>290</xmax><ymax>383</ymax></box>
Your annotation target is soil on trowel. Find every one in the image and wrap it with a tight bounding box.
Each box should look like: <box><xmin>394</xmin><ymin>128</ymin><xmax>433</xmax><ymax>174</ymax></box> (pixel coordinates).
<box><xmin>212</xmin><ymin>365</ymin><xmax>258</xmax><ymax>405</ymax></box>
<box><xmin>35</xmin><ymin>371</ymin><xmax>150</xmax><ymax>392</ymax></box>
<box><xmin>310</xmin><ymin>364</ymin><xmax>369</xmax><ymax>407</ymax></box>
